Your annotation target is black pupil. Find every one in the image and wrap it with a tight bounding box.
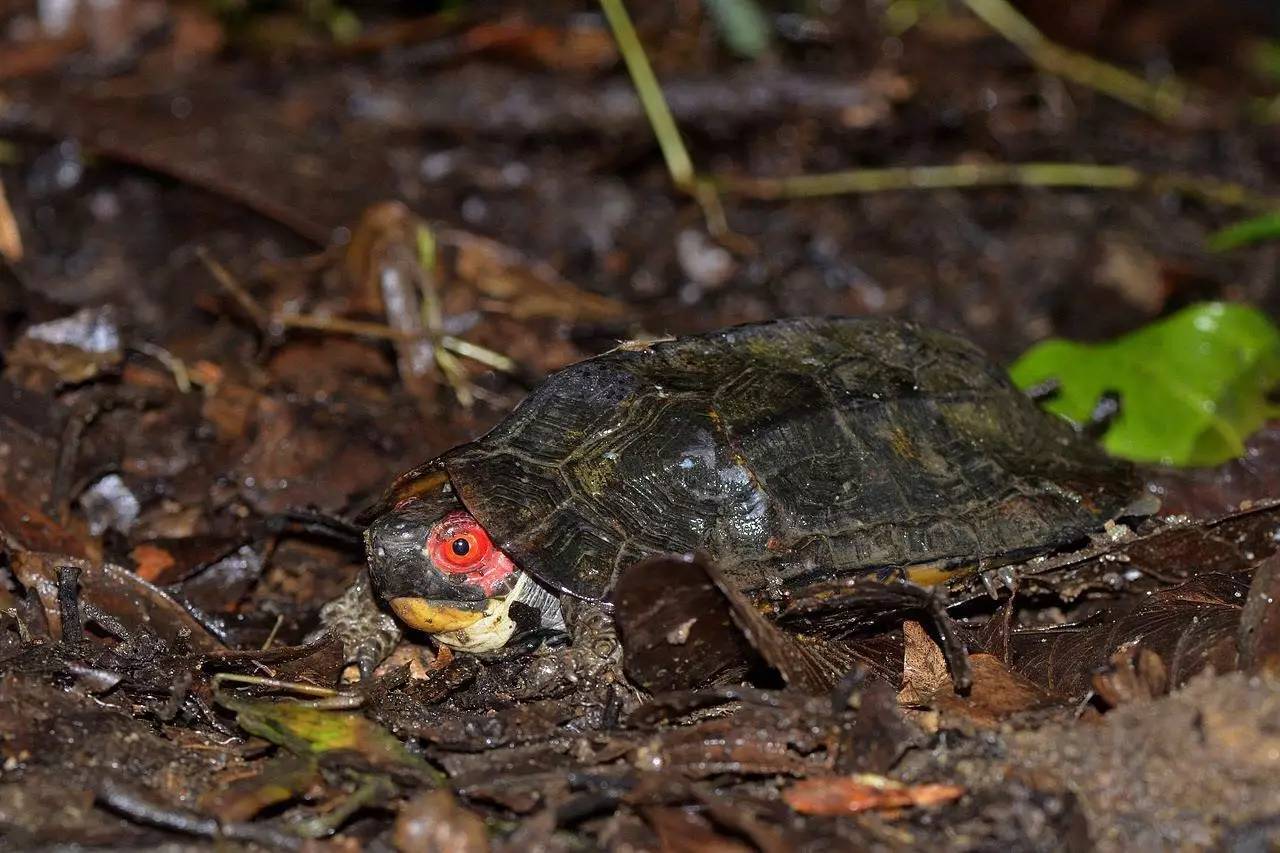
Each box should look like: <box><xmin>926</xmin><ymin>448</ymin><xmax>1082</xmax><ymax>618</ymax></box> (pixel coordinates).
<box><xmin>451</xmin><ymin>537</ymin><xmax>471</xmax><ymax>557</ymax></box>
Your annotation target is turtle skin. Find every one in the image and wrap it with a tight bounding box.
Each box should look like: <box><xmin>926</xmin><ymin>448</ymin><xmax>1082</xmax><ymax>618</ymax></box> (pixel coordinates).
<box><xmin>380</xmin><ymin>316</ymin><xmax>1139</xmax><ymax>603</ymax></box>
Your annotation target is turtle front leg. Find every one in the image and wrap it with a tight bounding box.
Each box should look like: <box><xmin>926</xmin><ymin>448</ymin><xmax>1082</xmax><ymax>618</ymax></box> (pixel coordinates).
<box><xmin>308</xmin><ymin>569</ymin><xmax>402</xmax><ymax>680</ymax></box>
<box><xmin>502</xmin><ymin>602</ymin><xmax>638</xmax><ymax>706</ymax></box>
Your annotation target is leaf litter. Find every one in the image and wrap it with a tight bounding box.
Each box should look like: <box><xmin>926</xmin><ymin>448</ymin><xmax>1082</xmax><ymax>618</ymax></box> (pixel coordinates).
<box><xmin>0</xmin><ymin>2</ymin><xmax>1279</xmax><ymax>850</ymax></box>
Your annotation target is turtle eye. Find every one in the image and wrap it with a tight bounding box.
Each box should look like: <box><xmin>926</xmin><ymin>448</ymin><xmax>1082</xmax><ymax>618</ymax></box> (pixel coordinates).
<box><xmin>428</xmin><ymin>513</ymin><xmax>492</xmax><ymax>573</ymax></box>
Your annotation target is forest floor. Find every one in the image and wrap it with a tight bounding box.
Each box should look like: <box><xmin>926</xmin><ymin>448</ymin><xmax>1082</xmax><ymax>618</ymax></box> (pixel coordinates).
<box><xmin>1</xmin><ymin>1</ymin><xmax>1279</xmax><ymax>849</ymax></box>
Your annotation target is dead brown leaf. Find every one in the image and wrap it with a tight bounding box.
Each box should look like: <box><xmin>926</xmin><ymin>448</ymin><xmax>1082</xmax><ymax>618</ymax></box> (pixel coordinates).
<box><xmin>929</xmin><ymin>654</ymin><xmax>1065</xmax><ymax>729</ymax></box>
<box><xmin>129</xmin><ymin>543</ymin><xmax>176</xmax><ymax>583</ymax></box>
<box><xmin>897</xmin><ymin>619</ymin><xmax>951</xmax><ymax>706</ymax></box>
<box><xmin>200</xmin><ymin>379</ymin><xmax>258</xmax><ymax>443</ymax></box>
<box><xmin>615</xmin><ymin>554</ymin><xmax>856</xmax><ymax>694</ymax></box>
<box><xmin>0</xmin><ymin>493</ymin><xmax>94</xmax><ymax>559</ymax></box>
<box><xmin>1010</xmin><ymin>572</ymin><xmax>1248</xmax><ymax>698</ymax></box>
<box><xmin>1147</xmin><ymin>422</ymin><xmax>1280</xmax><ymax>518</ymax></box>
<box><xmin>0</xmin><ymin>33</ymin><xmax>87</xmax><ymax>81</ymax></box>
<box><xmin>900</xmin><ymin>619</ymin><xmax>1065</xmax><ymax>727</ymax></box>
<box><xmin>784</xmin><ymin>774</ymin><xmax>965</xmax><ymax>816</ymax></box>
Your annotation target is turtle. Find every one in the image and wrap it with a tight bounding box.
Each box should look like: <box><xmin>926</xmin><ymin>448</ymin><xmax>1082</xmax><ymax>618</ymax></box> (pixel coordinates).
<box><xmin>321</xmin><ymin>316</ymin><xmax>1140</xmax><ymax>684</ymax></box>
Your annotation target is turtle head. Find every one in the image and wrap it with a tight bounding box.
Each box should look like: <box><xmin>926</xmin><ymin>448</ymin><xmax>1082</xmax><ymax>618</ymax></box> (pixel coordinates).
<box><xmin>365</xmin><ymin>502</ymin><xmax>524</xmax><ymax>651</ymax></box>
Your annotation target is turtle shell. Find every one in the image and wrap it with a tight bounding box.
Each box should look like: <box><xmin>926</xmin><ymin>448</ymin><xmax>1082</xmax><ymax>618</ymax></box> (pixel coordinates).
<box><xmin>383</xmin><ymin>317</ymin><xmax>1139</xmax><ymax>601</ymax></box>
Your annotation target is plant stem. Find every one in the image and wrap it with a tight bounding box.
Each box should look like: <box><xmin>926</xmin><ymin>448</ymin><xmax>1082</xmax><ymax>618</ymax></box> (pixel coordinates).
<box><xmin>598</xmin><ymin>0</ymin><xmax>695</xmax><ymax>190</ymax></box>
<box><xmin>719</xmin><ymin>163</ymin><xmax>1279</xmax><ymax>210</ymax></box>
<box><xmin>960</xmin><ymin>0</ymin><xmax>1192</xmax><ymax>122</ymax></box>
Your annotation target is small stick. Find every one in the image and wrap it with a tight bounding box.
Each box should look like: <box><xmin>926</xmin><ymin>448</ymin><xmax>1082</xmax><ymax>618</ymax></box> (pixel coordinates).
<box><xmin>50</xmin><ymin>400</ymin><xmax>101</xmax><ymax>523</ymax></box>
<box><xmin>927</xmin><ymin>588</ymin><xmax>973</xmax><ymax>693</ymax></box>
<box><xmin>97</xmin><ymin>778</ymin><xmax>303</xmax><ymax>850</ymax></box>
<box><xmin>210</xmin><ymin>673</ymin><xmax>367</xmax><ymax>709</ymax></box>
<box><xmin>57</xmin><ymin>565</ymin><xmax>84</xmax><ymax>648</ymax></box>
<box><xmin>210</xmin><ymin>672</ymin><xmax>342</xmax><ymax>698</ymax></box>
<box><xmin>160</xmin><ymin>671</ymin><xmax>194</xmax><ymax>722</ymax></box>
<box><xmin>261</xmin><ymin>614</ymin><xmax>285</xmax><ymax>651</ymax></box>
<box><xmin>195</xmin><ymin>246</ymin><xmax>269</xmax><ymax>329</ymax></box>
<box><xmin>274</xmin><ymin>311</ymin><xmax>409</xmax><ymax>340</ymax></box>
<box><xmin>129</xmin><ymin>342</ymin><xmax>193</xmax><ymax>393</ymax></box>
<box><xmin>440</xmin><ymin>335</ymin><xmax>517</xmax><ymax>372</ymax></box>
<box><xmin>434</xmin><ymin>346</ymin><xmax>473</xmax><ymax>408</ymax></box>
<box><xmin>82</xmin><ymin>601</ymin><xmax>133</xmax><ymax>642</ymax></box>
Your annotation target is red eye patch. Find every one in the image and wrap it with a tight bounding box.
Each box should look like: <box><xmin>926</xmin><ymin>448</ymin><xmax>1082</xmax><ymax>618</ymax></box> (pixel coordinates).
<box><xmin>425</xmin><ymin>511</ymin><xmax>516</xmax><ymax>595</ymax></box>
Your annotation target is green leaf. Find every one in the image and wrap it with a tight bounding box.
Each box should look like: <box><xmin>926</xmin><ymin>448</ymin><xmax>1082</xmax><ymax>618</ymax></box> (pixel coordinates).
<box><xmin>702</xmin><ymin>0</ymin><xmax>772</xmax><ymax>59</ymax></box>
<box><xmin>1250</xmin><ymin>39</ymin><xmax>1280</xmax><ymax>84</ymax></box>
<box><xmin>221</xmin><ymin>695</ymin><xmax>444</xmax><ymax>785</ymax></box>
<box><xmin>1206</xmin><ymin>212</ymin><xmax>1280</xmax><ymax>252</ymax></box>
<box><xmin>1009</xmin><ymin>302</ymin><xmax>1280</xmax><ymax>467</ymax></box>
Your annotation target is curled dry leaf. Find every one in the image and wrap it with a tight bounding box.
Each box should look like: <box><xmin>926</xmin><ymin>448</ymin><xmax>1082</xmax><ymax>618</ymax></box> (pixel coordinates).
<box><xmin>928</xmin><ymin>654</ymin><xmax>1066</xmax><ymax>728</ymax></box>
<box><xmin>784</xmin><ymin>774</ymin><xmax>965</xmax><ymax>816</ymax></box>
<box><xmin>901</xmin><ymin>620</ymin><xmax>1067</xmax><ymax>726</ymax></box>
<box><xmin>1010</xmin><ymin>572</ymin><xmax>1250</xmax><ymax>698</ymax></box>
<box><xmin>897</xmin><ymin>619</ymin><xmax>950</xmax><ymax>706</ymax></box>
<box><xmin>441</xmin><ymin>226</ymin><xmax>628</xmax><ymax>323</ymax></box>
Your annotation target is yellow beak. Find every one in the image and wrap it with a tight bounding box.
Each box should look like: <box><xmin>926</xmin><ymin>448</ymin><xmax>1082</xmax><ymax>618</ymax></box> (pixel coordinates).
<box><xmin>389</xmin><ymin>597</ymin><xmax>485</xmax><ymax>633</ymax></box>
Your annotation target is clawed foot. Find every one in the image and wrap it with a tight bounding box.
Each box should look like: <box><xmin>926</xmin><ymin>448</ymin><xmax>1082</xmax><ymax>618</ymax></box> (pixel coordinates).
<box><xmin>308</xmin><ymin>570</ymin><xmax>402</xmax><ymax>681</ymax></box>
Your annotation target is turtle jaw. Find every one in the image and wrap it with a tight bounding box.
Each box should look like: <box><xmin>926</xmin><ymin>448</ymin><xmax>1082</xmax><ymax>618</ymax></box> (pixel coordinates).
<box><xmin>429</xmin><ymin>573</ymin><xmax>529</xmax><ymax>653</ymax></box>
<box><xmin>389</xmin><ymin>579</ymin><xmax>528</xmax><ymax>652</ymax></box>
<box><xmin>388</xmin><ymin>596</ymin><xmax>487</xmax><ymax>632</ymax></box>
